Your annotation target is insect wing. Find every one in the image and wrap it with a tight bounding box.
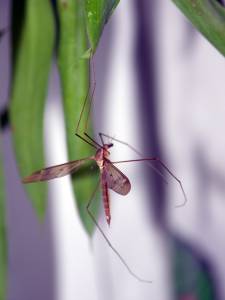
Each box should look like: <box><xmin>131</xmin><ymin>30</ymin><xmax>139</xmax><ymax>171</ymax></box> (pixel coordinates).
<box><xmin>104</xmin><ymin>159</ymin><xmax>131</xmax><ymax>195</ymax></box>
<box><xmin>22</xmin><ymin>158</ymin><xmax>89</xmax><ymax>183</ymax></box>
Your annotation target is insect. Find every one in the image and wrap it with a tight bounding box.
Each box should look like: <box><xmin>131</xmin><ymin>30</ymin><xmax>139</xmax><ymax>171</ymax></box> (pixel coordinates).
<box><xmin>23</xmin><ymin>141</ymin><xmax>131</xmax><ymax>226</ymax></box>
<box><xmin>22</xmin><ymin>55</ymin><xmax>187</xmax><ymax>283</ymax></box>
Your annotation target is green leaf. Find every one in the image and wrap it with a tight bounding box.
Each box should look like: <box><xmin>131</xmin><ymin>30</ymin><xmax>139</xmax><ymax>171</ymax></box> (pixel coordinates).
<box><xmin>172</xmin><ymin>0</ymin><xmax>225</xmax><ymax>57</ymax></box>
<box><xmin>173</xmin><ymin>239</ymin><xmax>216</xmax><ymax>299</ymax></box>
<box><xmin>10</xmin><ymin>0</ymin><xmax>55</xmax><ymax>219</ymax></box>
<box><xmin>85</xmin><ymin>0</ymin><xmax>120</xmax><ymax>51</ymax></box>
<box><xmin>197</xmin><ymin>271</ymin><xmax>215</xmax><ymax>300</ymax></box>
<box><xmin>57</xmin><ymin>0</ymin><xmax>100</xmax><ymax>235</ymax></box>
<box><xmin>0</xmin><ymin>137</ymin><xmax>7</xmax><ymax>300</ymax></box>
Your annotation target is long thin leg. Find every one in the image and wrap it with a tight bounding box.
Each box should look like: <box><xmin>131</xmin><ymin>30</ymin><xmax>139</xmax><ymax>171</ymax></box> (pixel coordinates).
<box><xmin>111</xmin><ymin>158</ymin><xmax>187</xmax><ymax>207</ymax></box>
<box><xmin>74</xmin><ymin>52</ymin><xmax>97</xmax><ymax>148</ymax></box>
<box><xmin>82</xmin><ymin>55</ymin><xmax>103</xmax><ymax>148</ymax></box>
<box><xmin>99</xmin><ymin>132</ymin><xmax>187</xmax><ymax>207</ymax></box>
<box><xmin>99</xmin><ymin>133</ymin><xmax>104</xmax><ymax>146</ymax></box>
<box><xmin>75</xmin><ymin>52</ymin><xmax>102</xmax><ymax>149</ymax></box>
<box><xmin>84</xmin><ymin>132</ymin><xmax>102</xmax><ymax>148</ymax></box>
<box><xmin>87</xmin><ymin>181</ymin><xmax>152</xmax><ymax>283</ymax></box>
<box><xmin>84</xmin><ymin>53</ymin><xmax>97</xmax><ymax>134</ymax></box>
<box><xmin>99</xmin><ymin>132</ymin><xmax>167</xmax><ymax>182</ymax></box>
<box><xmin>75</xmin><ymin>54</ymin><xmax>93</xmax><ymax>135</ymax></box>
<box><xmin>75</xmin><ymin>133</ymin><xmax>98</xmax><ymax>149</ymax></box>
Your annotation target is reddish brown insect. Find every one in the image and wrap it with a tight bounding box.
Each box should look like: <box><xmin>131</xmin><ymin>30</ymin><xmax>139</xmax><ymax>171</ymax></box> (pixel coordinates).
<box><xmin>23</xmin><ymin>142</ymin><xmax>131</xmax><ymax>226</ymax></box>
<box><xmin>22</xmin><ymin>55</ymin><xmax>187</xmax><ymax>283</ymax></box>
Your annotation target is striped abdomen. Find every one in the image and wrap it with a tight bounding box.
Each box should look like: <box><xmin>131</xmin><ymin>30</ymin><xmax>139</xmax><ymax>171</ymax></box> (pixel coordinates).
<box><xmin>101</xmin><ymin>178</ymin><xmax>111</xmax><ymax>226</ymax></box>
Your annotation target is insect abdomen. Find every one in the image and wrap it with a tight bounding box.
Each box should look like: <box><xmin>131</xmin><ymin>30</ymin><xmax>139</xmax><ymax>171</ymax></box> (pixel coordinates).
<box><xmin>101</xmin><ymin>181</ymin><xmax>111</xmax><ymax>226</ymax></box>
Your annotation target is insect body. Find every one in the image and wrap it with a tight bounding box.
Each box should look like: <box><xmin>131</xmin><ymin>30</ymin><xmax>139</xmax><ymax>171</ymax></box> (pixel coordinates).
<box><xmin>23</xmin><ymin>142</ymin><xmax>131</xmax><ymax>226</ymax></box>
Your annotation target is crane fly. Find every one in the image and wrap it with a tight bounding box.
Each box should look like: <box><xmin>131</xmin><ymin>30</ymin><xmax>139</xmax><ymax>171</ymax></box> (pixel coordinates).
<box><xmin>23</xmin><ymin>142</ymin><xmax>131</xmax><ymax>226</ymax></box>
<box><xmin>22</xmin><ymin>54</ymin><xmax>187</xmax><ymax>284</ymax></box>
<box><xmin>22</xmin><ymin>137</ymin><xmax>154</xmax><ymax>283</ymax></box>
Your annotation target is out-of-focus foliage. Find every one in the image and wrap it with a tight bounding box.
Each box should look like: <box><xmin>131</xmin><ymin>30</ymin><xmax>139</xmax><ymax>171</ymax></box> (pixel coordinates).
<box><xmin>8</xmin><ymin>0</ymin><xmax>119</xmax><ymax>224</ymax></box>
<box><xmin>173</xmin><ymin>240</ymin><xmax>217</xmax><ymax>300</ymax></box>
<box><xmin>57</xmin><ymin>0</ymin><xmax>100</xmax><ymax>235</ymax></box>
<box><xmin>172</xmin><ymin>0</ymin><xmax>225</xmax><ymax>57</ymax></box>
<box><xmin>8</xmin><ymin>0</ymin><xmax>119</xmax><ymax>229</ymax></box>
<box><xmin>10</xmin><ymin>0</ymin><xmax>55</xmax><ymax>219</ymax></box>
<box><xmin>85</xmin><ymin>0</ymin><xmax>120</xmax><ymax>52</ymax></box>
<box><xmin>0</xmin><ymin>138</ymin><xmax>7</xmax><ymax>300</ymax></box>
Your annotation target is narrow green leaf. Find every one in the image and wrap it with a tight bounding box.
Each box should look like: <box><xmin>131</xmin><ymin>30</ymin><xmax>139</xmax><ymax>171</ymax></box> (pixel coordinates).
<box><xmin>10</xmin><ymin>0</ymin><xmax>55</xmax><ymax>219</ymax></box>
<box><xmin>57</xmin><ymin>0</ymin><xmax>100</xmax><ymax>235</ymax></box>
<box><xmin>0</xmin><ymin>137</ymin><xmax>7</xmax><ymax>300</ymax></box>
<box><xmin>172</xmin><ymin>0</ymin><xmax>225</xmax><ymax>57</ymax></box>
<box><xmin>85</xmin><ymin>0</ymin><xmax>120</xmax><ymax>51</ymax></box>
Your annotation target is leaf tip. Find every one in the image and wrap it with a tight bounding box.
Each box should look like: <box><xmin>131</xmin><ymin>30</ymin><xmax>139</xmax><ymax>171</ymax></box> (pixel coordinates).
<box><xmin>81</xmin><ymin>47</ymin><xmax>93</xmax><ymax>59</ymax></box>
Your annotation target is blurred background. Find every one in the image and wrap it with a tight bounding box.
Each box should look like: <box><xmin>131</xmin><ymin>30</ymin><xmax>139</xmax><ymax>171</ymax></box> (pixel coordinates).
<box><xmin>1</xmin><ymin>0</ymin><xmax>225</xmax><ymax>299</ymax></box>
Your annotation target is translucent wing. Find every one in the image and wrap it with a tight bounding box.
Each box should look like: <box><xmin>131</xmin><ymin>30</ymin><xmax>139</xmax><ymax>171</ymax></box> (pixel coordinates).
<box><xmin>103</xmin><ymin>159</ymin><xmax>131</xmax><ymax>195</ymax></box>
<box><xmin>22</xmin><ymin>158</ymin><xmax>91</xmax><ymax>183</ymax></box>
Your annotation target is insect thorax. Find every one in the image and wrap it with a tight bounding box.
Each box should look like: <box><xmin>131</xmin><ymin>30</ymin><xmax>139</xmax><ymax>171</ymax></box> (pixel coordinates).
<box><xmin>95</xmin><ymin>145</ymin><xmax>111</xmax><ymax>169</ymax></box>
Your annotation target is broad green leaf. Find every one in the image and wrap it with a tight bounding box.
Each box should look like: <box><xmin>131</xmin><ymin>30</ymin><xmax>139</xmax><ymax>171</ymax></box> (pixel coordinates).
<box><xmin>85</xmin><ymin>0</ymin><xmax>120</xmax><ymax>52</ymax></box>
<box><xmin>10</xmin><ymin>0</ymin><xmax>55</xmax><ymax>219</ymax></box>
<box><xmin>172</xmin><ymin>0</ymin><xmax>225</xmax><ymax>57</ymax></box>
<box><xmin>57</xmin><ymin>0</ymin><xmax>100</xmax><ymax>235</ymax></box>
<box><xmin>0</xmin><ymin>137</ymin><xmax>7</xmax><ymax>300</ymax></box>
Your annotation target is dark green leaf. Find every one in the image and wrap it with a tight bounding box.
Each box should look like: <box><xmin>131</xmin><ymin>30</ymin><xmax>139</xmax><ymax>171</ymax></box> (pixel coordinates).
<box><xmin>0</xmin><ymin>137</ymin><xmax>7</xmax><ymax>300</ymax></box>
<box><xmin>10</xmin><ymin>0</ymin><xmax>55</xmax><ymax>219</ymax></box>
<box><xmin>57</xmin><ymin>0</ymin><xmax>100</xmax><ymax>235</ymax></box>
<box><xmin>173</xmin><ymin>239</ymin><xmax>217</xmax><ymax>299</ymax></box>
<box><xmin>85</xmin><ymin>0</ymin><xmax>120</xmax><ymax>51</ymax></box>
<box><xmin>172</xmin><ymin>0</ymin><xmax>225</xmax><ymax>56</ymax></box>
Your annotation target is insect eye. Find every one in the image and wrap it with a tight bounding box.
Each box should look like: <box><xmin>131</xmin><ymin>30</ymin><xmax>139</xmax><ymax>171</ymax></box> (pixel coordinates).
<box><xmin>108</xmin><ymin>143</ymin><xmax>113</xmax><ymax>148</ymax></box>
